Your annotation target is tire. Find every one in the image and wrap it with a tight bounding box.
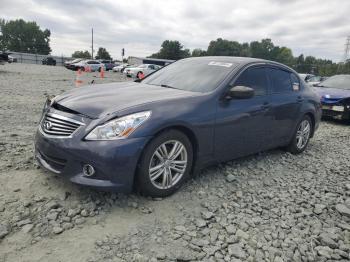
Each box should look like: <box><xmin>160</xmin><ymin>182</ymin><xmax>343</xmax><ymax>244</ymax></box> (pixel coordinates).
<box><xmin>287</xmin><ymin>115</ymin><xmax>313</xmax><ymax>154</ymax></box>
<box><xmin>136</xmin><ymin>72</ymin><xmax>142</xmax><ymax>79</ymax></box>
<box><xmin>136</xmin><ymin>130</ymin><xmax>193</xmax><ymax>197</ymax></box>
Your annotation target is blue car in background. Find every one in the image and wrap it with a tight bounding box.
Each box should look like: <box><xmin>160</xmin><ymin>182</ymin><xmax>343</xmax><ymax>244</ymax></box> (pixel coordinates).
<box><xmin>35</xmin><ymin>57</ymin><xmax>321</xmax><ymax>197</ymax></box>
<box><xmin>313</xmin><ymin>75</ymin><xmax>350</xmax><ymax>121</ymax></box>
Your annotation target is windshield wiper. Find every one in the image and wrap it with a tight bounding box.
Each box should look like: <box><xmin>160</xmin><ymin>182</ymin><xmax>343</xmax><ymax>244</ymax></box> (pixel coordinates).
<box><xmin>160</xmin><ymin>84</ymin><xmax>179</xmax><ymax>90</ymax></box>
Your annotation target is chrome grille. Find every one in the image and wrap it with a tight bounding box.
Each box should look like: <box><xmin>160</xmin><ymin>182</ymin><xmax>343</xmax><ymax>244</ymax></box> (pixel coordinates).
<box><xmin>41</xmin><ymin>113</ymin><xmax>83</xmax><ymax>137</ymax></box>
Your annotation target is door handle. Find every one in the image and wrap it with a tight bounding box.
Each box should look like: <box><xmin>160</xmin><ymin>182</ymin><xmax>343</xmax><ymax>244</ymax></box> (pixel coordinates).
<box><xmin>297</xmin><ymin>96</ymin><xmax>304</xmax><ymax>102</ymax></box>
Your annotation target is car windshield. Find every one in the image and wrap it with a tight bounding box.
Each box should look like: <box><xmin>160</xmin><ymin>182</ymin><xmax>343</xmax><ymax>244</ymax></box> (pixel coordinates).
<box><xmin>320</xmin><ymin>75</ymin><xmax>350</xmax><ymax>90</ymax></box>
<box><xmin>142</xmin><ymin>58</ymin><xmax>237</xmax><ymax>92</ymax></box>
<box><xmin>71</xmin><ymin>59</ymin><xmax>82</xmax><ymax>63</ymax></box>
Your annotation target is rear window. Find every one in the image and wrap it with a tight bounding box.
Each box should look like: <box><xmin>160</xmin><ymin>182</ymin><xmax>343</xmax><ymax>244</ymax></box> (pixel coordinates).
<box><xmin>290</xmin><ymin>73</ymin><xmax>301</xmax><ymax>91</ymax></box>
<box><xmin>268</xmin><ymin>68</ymin><xmax>292</xmax><ymax>93</ymax></box>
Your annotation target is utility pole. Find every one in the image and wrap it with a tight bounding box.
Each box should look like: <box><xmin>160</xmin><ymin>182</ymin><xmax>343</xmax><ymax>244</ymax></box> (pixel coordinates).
<box><xmin>337</xmin><ymin>36</ymin><xmax>350</xmax><ymax>74</ymax></box>
<box><xmin>343</xmin><ymin>36</ymin><xmax>350</xmax><ymax>63</ymax></box>
<box><xmin>91</xmin><ymin>28</ymin><xmax>94</xmax><ymax>59</ymax></box>
<box><xmin>121</xmin><ymin>48</ymin><xmax>125</xmax><ymax>63</ymax></box>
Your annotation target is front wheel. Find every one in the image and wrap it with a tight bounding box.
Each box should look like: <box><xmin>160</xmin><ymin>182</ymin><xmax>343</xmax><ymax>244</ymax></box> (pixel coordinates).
<box><xmin>287</xmin><ymin>115</ymin><xmax>312</xmax><ymax>154</ymax></box>
<box><xmin>136</xmin><ymin>130</ymin><xmax>193</xmax><ymax>197</ymax></box>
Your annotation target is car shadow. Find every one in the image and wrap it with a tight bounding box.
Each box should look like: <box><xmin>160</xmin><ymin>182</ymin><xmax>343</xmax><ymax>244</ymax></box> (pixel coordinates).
<box><xmin>322</xmin><ymin>117</ymin><xmax>349</xmax><ymax>125</ymax></box>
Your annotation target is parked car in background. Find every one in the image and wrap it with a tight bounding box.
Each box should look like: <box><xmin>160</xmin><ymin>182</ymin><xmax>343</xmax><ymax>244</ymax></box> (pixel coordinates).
<box><xmin>42</xmin><ymin>57</ymin><xmax>56</xmax><ymax>66</ymax></box>
<box><xmin>0</xmin><ymin>52</ymin><xmax>10</xmax><ymax>65</ymax></box>
<box><xmin>64</xmin><ymin>58</ymin><xmax>83</xmax><ymax>70</ymax></box>
<box><xmin>112</xmin><ymin>63</ymin><xmax>129</xmax><ymax>72</ymax></box>
<box><xmin>35</xmin><ymin>56</ymin><xmax>321</xmax><ymax>197</ymax></box>
<box><xmin>99</xmin><ymin>60</ymin><xmax>115</xmax><ymax>71</ymax></box>
<box><xmin>8</xmin><ymin>55</ymin><xmax>17</xmax><ymax>63</ymax></box>
<box><xmin>71</xmin><ymin>60</ymin><xmax>105</xmax><ymax>72</ymax></box>
<box><xmin>306</xmin><ymin>76</ymin><xmax>327</xmax><ymax>86</ymax></box>
<box><xmin>299</xmin><ymin>74</ymin><xmax>315</xmax><ymax>82</ymax></box>
<box><xmin>124</xmin><ymin>64</ymin><xmax>162</xmax><ymax>78</ymax></box>
<box><xmin>313</xmin><ymin>74</ymin><xmax>350</xmax><ymax>121</ymax></box>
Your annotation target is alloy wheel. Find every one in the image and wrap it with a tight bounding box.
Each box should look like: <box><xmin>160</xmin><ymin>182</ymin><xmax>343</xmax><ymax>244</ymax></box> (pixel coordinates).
<box><xmin>149</xmin><ymin>140</ymin><xmax>188</xmax><ymax>190</ymax></box>
<box><xmin>296</xmin><ymin>119</ymin><xmax>311</xmax><ymax>149</ymax></box>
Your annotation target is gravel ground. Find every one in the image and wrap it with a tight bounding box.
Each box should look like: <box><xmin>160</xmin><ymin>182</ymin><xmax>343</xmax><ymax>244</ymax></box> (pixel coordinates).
<box><xmin>0</xmin><ymin>63</ymin><xmax>349</xmax><ymax>262</ymax></box>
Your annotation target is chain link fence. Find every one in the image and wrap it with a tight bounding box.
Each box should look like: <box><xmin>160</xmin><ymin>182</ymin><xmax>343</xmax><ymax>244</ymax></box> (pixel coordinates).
<box><xmin>8</xmin><ymin>51</ymin><xmax>72</xmax><ymax>66</ymax></box>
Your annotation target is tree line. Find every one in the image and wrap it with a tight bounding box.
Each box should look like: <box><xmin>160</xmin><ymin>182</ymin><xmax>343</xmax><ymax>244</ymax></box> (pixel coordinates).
<box><xmin>71</xmin><ymin>47</ymin><xmax>112</xmax><ymax>60</ymax></box>
<box><xmin>0</xmin><ymin>18</ymin><xmax>113</xmax><ymax>61</ymax></box>
<box><xmin>0</xmin><ymin>19</ymin><xmax>51</xmax><ymax>55</ymax></box>
<box><xmin>150</xmin><ymin>39</ymin><xmax>350</xmax><ymax>76</ymax></box>
<box><xmin>1</xmin><ymin>18</ymin><xmax>349</xmax><ymax>76</ymax></box>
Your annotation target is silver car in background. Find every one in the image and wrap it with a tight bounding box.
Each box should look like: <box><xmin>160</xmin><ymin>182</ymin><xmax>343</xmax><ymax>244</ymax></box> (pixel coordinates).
<box><xmin>124</xmin><ymin>64</ymin><xmax>162</xmax><ymax>78</ymax></box>
<box><xmin>72</xmin><ymin>60</ymin><xmax>106</xmax><ymax>72</ymax></box>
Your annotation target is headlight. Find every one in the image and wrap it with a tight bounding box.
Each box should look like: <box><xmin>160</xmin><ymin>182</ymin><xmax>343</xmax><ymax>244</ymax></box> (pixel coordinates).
<box><xmin>85</xmin><ymin>111</ymin><xmax>151</xmax><ymax>140</ymax></box>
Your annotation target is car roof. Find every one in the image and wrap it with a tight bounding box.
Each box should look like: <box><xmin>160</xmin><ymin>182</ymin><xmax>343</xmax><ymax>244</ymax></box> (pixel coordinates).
<box><xmin>181</xmin><ymin>56</ymin><xmax>296</xmax><ymax>73</ymax></box>
<box><xmin>182</xmin><ymin>56</ymin><xmax>293</xmax><ymax>68</ymax></box>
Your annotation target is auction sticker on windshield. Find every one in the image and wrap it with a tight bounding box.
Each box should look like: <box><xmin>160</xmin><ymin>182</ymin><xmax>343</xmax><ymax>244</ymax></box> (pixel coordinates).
<box><xmin>208</xmin><ymin>61</ymin><xmax>233</xmax><ymax>67</ymax></box>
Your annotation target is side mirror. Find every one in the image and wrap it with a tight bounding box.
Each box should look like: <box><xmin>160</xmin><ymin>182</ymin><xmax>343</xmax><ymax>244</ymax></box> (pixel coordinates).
<box><xmin>227</xmin><ymin>85</ymin><xmax>254</xmax><ymax>99</ymax></box>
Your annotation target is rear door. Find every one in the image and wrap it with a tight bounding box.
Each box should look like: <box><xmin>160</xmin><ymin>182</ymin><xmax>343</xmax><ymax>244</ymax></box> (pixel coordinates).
<box><xmin>267</xmin><ymin>67</ymin><xmax>302</xmax><ymax>144</ymax></box>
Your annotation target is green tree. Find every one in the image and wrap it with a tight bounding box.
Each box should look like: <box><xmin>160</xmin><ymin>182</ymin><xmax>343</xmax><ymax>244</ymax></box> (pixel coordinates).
<box><xmin>150</xmin><ymin>40</ymin><xmax>190</xmax><ymax>60</ymax></box>
<box><xmin>191</xmin><ymin>48</ymin><xmax>207</xmax><ymax>57</ymax></box>
<box><xmin>95</xmin><ymin>47</ymin><xmax>112</xmax><ymax>60</ymax></box>
<box><xmin>274</xmin><ymin>46</ymin><xmax>294</xmax><ymax>66</ymax></box>
<box><xmin>250</xmin><ymin>39</ymin><xmax>274</xmax><ymax>60</ymax></box>
<box><xmin>71</xmin><ymin>50</ymin><xmax>91</xmax><ymax>59</ymax></box>
<box><xmin>0</xmin><ymin>19</ymin><xmax>51</xmax><ymax>54</ymax></box>
<box><xmin>207</xmin><ymin>38</ymin><xmax>242</xmax><ymax>56</ymax></box>
<box><xmin>240</xmin><ymin>43</ymin><xmax>251</xmax><ymax>57</ymax></box>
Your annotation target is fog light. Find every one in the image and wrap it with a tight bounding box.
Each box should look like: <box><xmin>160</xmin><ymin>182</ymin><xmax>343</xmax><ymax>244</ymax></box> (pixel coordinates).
<box><xmin>83</xmin><ymin>164</ymin><xmax>95</xmax><ymax>177</ymax></box>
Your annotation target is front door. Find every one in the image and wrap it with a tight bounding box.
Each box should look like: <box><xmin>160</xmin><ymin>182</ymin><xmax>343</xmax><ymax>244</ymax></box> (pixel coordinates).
<box><xmin>214</xmin><ymin>66</ymin><xmax>273</xmax><ymax>162</ymax></box>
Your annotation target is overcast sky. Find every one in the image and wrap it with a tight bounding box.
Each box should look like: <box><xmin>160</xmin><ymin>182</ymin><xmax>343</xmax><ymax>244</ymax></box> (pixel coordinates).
<box><xmin>1</xmin><ymin>0</ymin><xmax>349</xmax><ymax>61</ymax></box>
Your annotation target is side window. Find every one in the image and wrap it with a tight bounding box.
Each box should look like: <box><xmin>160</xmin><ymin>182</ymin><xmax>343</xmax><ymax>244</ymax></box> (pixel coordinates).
<box><xmin>234</xmin><ymin>67</ymin><xmax>268</xmax><ymax>96</ymax></box>
<box><xmin>290</xmin><ymin>73</ymin><xmax>300</xmax><ymax>91</ymax></box>
<box><xmin>268</xmin><ymin>68</ymin><xmax>292</xmax><ymax>93</ymax></box>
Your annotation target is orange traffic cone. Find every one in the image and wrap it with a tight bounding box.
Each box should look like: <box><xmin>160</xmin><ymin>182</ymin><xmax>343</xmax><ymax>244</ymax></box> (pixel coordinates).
<box><xmin>75</xmin><ymin>68</ymin><xmax>83</xmax><ymax>87</ymax></box>
<box><xmin>85</xmin><ymin>65</ymin><xmax>91</xmax><ymax>72</ymax></box>
<box><xmin>100</xmin><ymin>66</ymin><xmax>105</xmax><ymax>78</ymax></box>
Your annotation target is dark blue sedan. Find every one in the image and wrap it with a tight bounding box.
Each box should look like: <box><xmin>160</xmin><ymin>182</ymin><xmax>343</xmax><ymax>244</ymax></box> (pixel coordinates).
<box><xmin>313</xmin><ymin>74</ymin><xmax>350</xmax><ymax>121</ymax></box>
<box><xmin>35</xmin><ymin>57</ymin><xmax>321</xmax><ymax>197</ymax></box>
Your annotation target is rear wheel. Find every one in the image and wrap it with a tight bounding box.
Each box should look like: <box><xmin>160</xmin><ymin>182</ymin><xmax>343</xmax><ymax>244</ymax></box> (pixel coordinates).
<box><xmin>137</xmin><ymin>72</ymin><xmax>142</xmax><ymax>79</ymax></box>
<box><xmin>136</xmin><ymin>130</ymin><xmax>193</xmax><ymax>197</ymax></box>
<box><xmin>287</xmin><ymin>115</ymin><xmax>312</xmax><ymax>154</ymax></box>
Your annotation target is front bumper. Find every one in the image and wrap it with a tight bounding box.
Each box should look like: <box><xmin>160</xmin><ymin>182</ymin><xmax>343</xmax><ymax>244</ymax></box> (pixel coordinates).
<box><xmin>321</xmin><ymin>104</ymin><xmax>350</xmax><ymax>120</ymax></box>
<box><xmin>35</xmin><ymin>128</ymin><xmax>151</xmax><ymax>192</ymax></box>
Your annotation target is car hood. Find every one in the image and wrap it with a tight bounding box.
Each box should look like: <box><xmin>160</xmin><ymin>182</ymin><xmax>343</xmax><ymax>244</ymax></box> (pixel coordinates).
<box><xmin>313</xmin><ymin>86</ymin><xmax>350</xmax><ymax>104</ymax></box>
<box><xmin>54</xmin><ymin>82</ymin><xmax>198</xmax><ymax>118</ymax></box>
